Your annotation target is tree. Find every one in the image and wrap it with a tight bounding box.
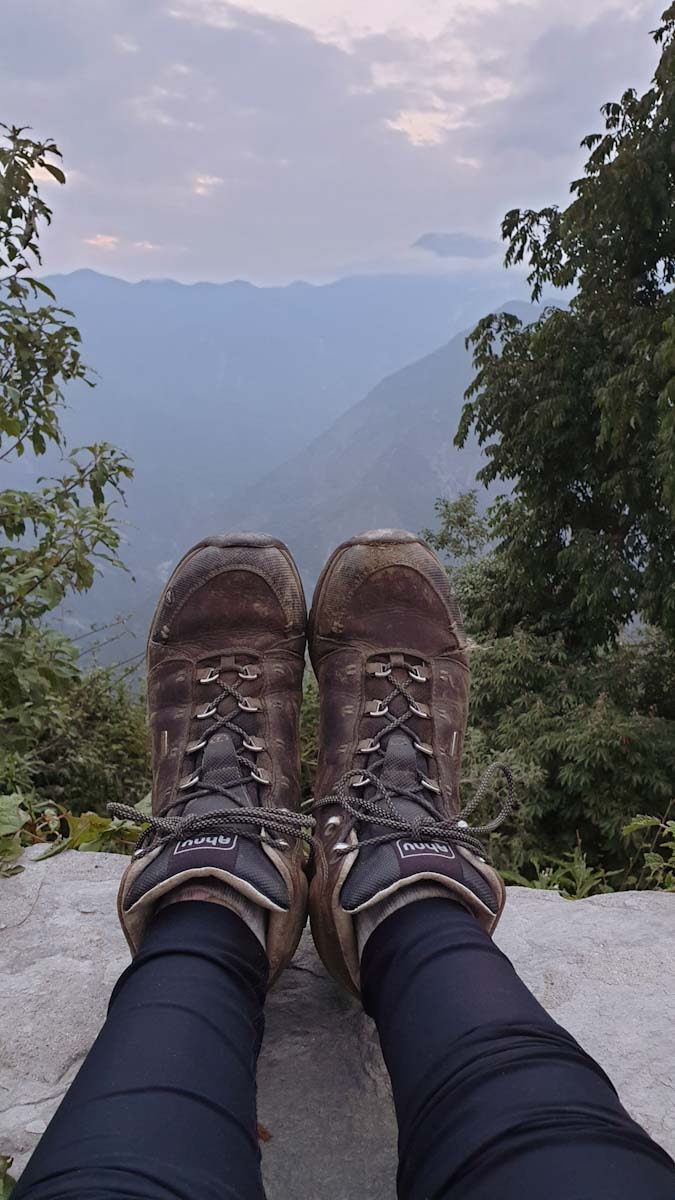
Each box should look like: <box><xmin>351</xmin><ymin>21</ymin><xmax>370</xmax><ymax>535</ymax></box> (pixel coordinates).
<box><xmin>425</xmin><ymin>493</ymin><xmax>675</xmax><ymax>891</ymax></box>
<box><xmin>0</xmin><ymin>124</ymin><xmax>147</xmax><ymax>817</ymax></box>
<box><xmin>0</xmin><ymin>125</ymin><xmax>132</xmax><ymax>629</ymax></box>
<box><xmin>456</xmin><ymin>6</ymin><xmax>675</xmax><ymax>650</ymax></box>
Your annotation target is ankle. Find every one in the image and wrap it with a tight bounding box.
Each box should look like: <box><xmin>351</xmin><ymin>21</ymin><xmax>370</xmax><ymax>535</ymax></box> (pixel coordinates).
<box><xmin>355</xmin><ymin>882</ymin><xmax>458</xmax><ymax>959</ymax></box>
<box><xmin>155</xmin><ymin>878</ymin><xmax>267</xmax><ymax>949</ymax></box>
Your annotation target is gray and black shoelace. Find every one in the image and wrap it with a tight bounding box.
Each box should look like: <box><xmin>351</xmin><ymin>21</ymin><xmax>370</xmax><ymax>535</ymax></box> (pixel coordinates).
<box><xmin>109</xmin><ymin>667</ymin><xmax>314</xmax><ymax>857</ymax></box>
<box><xmin>313</xmin><ymin>761</ymin><xmax>514</xmax><ymax>862</ymax></box>
<box><xmin>312</xmin><ymin>661</ymin><xmax>514</xmax><ymax>863</ymax></box>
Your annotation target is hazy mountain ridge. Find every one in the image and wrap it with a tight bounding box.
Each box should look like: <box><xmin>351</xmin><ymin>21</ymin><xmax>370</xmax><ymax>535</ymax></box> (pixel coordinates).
<box><xmin>225</xmin><ymin>301</ymin><xmax>536</xmax><ymax>584</ymax></box>
<box><xmin>32</xmin><ymin>270</ymin><xmax>533</xmax><ymax>645</ymax></box>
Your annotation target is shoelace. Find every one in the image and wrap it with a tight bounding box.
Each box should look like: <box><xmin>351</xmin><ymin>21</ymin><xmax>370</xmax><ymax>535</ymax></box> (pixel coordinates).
<box><xmin>180</xmin><ymin>673</ymin><xmax>270</xmax><ymax>788</ymax></box>
<box><xmin>312</xmin><ymin>655</ymin><xmax>514</xmax><ymax>863</ymax></box>
<box><xmin>312</xmin><ymin>761</ymin><xmax>514</xmax><ymax>862</ymax></box>
<box><xmin>108</xmin><ymin>662</ymin><xmax>315</xmax><ymax>856</ymax></box>
<box><xmin>108</xmin><ymin>801</ymin><xmax>313</xmax><ymax>858</ymax></box>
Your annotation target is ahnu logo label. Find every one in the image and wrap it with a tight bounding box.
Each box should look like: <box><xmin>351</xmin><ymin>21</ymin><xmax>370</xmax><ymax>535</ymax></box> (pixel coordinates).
<box><xmin>397</xmin><ymin>840</ymin><xmax>455</xmax><ymax>860</ymax></box>
<box><xmin>174</xmin><ymin>835</ymin><xmax>238</xmax><ymax>855</ymax></box>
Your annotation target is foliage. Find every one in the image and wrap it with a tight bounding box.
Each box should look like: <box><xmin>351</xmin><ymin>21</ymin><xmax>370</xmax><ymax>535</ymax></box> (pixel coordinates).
<box><xmin>300</xmin><ymin>669</ymin><xmax>319</xmax><ymax>805</ymax></box>
<box><xmin>1</xmin><ymin>125</ymin><xmax>132</xmax><ymax>630</ymax></box>
<box><xmin>0</xmin><ymin>791</ymin><xmax>146</xmax><ymax>878</ymax></box>
<box><xmin>456</xmin><ymin>9</ymin><xmax>675</xmax><ymax>650</ymax></box>
<box><xmin>424</xmin><ymin>492</ymin><xmax>675</xmax><ymax>893</ymax></box>
<box><xmin>622</xmin><ymin>808</ymin><xmax>675</xmax><ymax>890</ymax></box>
<box><xmin>0</xmin><ymin>1156</ymin><xmax>16</xmax><ymax>1200</ymax></box>
<box><xmin>502</xmin><ymin>814</ymin><xmax>675</xmax><ymax>897</ymax></box>
<box><xmin>421</xmin><ymin>491</ymin><xmax>490</xmax><ymax>563</ymax></box>
<box><xmin>463</xmin><ymin>627</ymin><xmax>675</xmax><ymax>876</ymax></box>
<box><xmin>502</xmin><ymin>845</ymin><xmax>620</xmax><ymax>899</ymax></box>
<box><xmin>0</xmin><ymin>124</ymin><xmax>143</xmax><ymax>837</ymax></box>
<box><xmin>0</xmin><ymin>621</ymin><xmax>149</xmax><ymax>814</ymax></box>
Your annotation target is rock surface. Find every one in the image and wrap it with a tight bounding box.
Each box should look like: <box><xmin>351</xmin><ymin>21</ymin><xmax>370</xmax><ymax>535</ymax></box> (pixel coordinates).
<box><xmin>1</xmin><ymin>848</ymin><xmax>674</xmax><ymax>1197</ymax></box>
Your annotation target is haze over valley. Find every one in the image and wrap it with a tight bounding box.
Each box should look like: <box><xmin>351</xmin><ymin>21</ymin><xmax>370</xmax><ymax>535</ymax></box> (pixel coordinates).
<box><xmin>35</xmin><ymin>266</ymin><xmax>533</xmax><ymax>653</ymax></box>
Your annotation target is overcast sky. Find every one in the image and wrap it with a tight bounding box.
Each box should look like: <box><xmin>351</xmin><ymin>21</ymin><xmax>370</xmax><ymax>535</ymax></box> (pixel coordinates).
<box><xmin>0</xmin><ymin>0</ymin><xmax>663</xmax><ymax>282</ymax></box>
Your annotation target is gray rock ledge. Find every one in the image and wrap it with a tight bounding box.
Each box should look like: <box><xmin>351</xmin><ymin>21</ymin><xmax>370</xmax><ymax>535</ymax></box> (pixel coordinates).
<box><xmin>1</xmin><ymin>847</ymin><xmax>673</xmax><ymax>1198</ymax></box>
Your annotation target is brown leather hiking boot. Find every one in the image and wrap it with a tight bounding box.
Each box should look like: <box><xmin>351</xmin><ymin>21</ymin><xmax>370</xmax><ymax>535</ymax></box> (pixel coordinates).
<box><xmin>308</xmin><ymin>529</ymin><xmax>512</xmax><ymax>997</ymax></box>
<box><xmin>112</xmin><ymin>533</ymin><xmax>309</xmax><ymax>986</ymax></box>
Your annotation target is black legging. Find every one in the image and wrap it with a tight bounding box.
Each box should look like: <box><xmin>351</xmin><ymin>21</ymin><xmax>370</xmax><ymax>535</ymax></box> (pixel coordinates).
<box><xmin>14</xmin><ymin>899</ymin><xmax>675</xmax><ymax>1200</ymax></box>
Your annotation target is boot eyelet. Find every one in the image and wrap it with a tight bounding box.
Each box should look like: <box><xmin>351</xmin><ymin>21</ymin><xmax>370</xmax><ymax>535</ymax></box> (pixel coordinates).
<box><xmin>276</xmin><ymin>838</ymin><xmax>290</xmax><ymax>850</ymax></box>
<box><xmin>251</xmin><ymin>766</ymin><xmax>271</xmax><ymax>784</ymax></box>
<box><xmin>421</xmin><ymin>776</ymin><xmax>441</xmax><ymax>794</ymax></box>
<box><xmin>179</xmin><ymin>772</ymin><xmax>200</xmax><ymax>790</ymax></box>
<box><xmin>238</xmin><ymin>665</ymin><xmax>259</xmax><ymax>680</ymax></box>
<box><xmin>196</xmin><ymin>701</ymin><xmax>218</xmax><ymax>719</ymax></box>
<box><xmin>199</xmin><ymin>668</ymin><xmax>220</xmax><ymax>685</ymax></box>
<box><xmin>243</xmin><ymin>735</ymin><xmax>265</xmax><ymax>752</ymax></box>
<box><xmin>239</xmin><ymin>697</ymin><xmax>262</xmax><ymax>713</ymax></box>
<box><xmin>351</xmin><ymin>773</ymin><xmax>369</xmax><ymax>789</ymax></box>
<box><xmin>358</xmin><ymin>737</ymin><xmax>381</xmax><ymax>754</ymax></box>
<box><xmin>410</xmin><ymin>700</ymin><xmax>430</xmax><ymax>719</ymax></box>
<box><xmin>334</xmin><ymin>841</ymin><xmax>351</xmax><ymax>852</ymax></box>
<box><xmin>366</xmin><ymin>700</ymin><xmax>389</xmax><ymax>717</ymax></box>
<box><xmin>371</xmin><ymin>662</ymin><xmax>392</xmax><ymax>677</ymax></box>
<box><xmin>413</xmin><ymin>739</ymin><xmax>434</xmax><ymax>756</ymax></box>
<box><xmin>408</xmin><ymin>666</ymin><xmax>428</xmax><ymax>682</ymax></box>
<box><xmin>186</xmin><ymin>738</ymin><xmax>207</xmax><ymax>754</ymax></box>
<box><xmin>456</xmin><ymin>819</ymin><xmax>468</xmax><ymax>829</ymax></box>
<box><xmin>325</xmin><ymin>814</ymin><xmax>341</xmax><ymax>831</ymax></box>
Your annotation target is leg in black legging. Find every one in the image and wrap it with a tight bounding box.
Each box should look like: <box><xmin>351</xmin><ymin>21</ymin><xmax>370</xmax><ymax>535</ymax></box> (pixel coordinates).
<box><xmin>362</xmin><ymin>898</ymin><xmax>675</xmax><ymax>1200</ymax></box>
<box><xmin>14</xmin><ymin>902</ymin><xmax>267</xmax><ymax>1200</ymax></box>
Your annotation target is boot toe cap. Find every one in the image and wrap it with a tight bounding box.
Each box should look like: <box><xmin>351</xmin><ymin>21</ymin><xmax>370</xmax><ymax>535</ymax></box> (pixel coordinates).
<box><xmin>149</xmin><ymin>534</ymin><xmax>306</xmax><ymax>650</ymax></box>
<box><xmin>310</xmin><ymin>532</ymin><xmax>465</xmax><ymax>658</ymax></box>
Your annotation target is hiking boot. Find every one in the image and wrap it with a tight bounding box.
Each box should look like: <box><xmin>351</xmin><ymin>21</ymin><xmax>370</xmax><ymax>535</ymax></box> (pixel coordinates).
<box><xmin>112</xmin><ymin>533</ymin><xmax>309</xmax><ymax>985</ymax></box>
<box><xmin>307</xmin><ymin>529</ymin><xmax>512</xmax><ymax>996</ymax></box>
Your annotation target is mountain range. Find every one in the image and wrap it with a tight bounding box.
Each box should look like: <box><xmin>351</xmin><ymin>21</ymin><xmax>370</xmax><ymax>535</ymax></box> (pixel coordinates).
<box><xmin>23</xmin><ymin>269</ymin><xmax>535</xmax><ymax>657</ymax></box>
<box><xmin>225</xmin><ymin>305</ymin><xmax>534</xmax><ymax>581</ymax></box>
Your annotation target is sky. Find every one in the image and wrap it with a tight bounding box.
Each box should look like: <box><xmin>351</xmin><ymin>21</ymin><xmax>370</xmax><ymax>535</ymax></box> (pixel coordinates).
<box><xmin>0</xmin><ymin>0</ymin><xmax>664</xmax><ymax>282</ymax></box>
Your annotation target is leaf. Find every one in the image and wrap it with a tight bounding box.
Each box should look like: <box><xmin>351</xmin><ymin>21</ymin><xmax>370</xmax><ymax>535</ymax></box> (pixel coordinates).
<box><xmin>0</xmin><ymin>794</ymin><xmax>29</xmax><ymax>837</ymax></box>
<box><xmin>31</xmin><ymin>278</ymin><xmax>56</xmax><ymax>298</ymax></box>
<box><xmin>135</xmin><ymin>792</ymin><xmax>152</xmax><ymax>817</ymax></box>
<box><xmin>34</xmin><ymin>837</ymin><xmax>73</xmax><ymax>860</ymax></box>
<box><xmin>0</xmin><ymin>859</ymin><xmax>25</xmax><ymax>878</ymax></box>
<box><xmin>622</xmin><ymin>816</ymin><xmax>661</xmax><ymax>835</ymax></box>
<box><xmin>0</xmin><ymin>832</ymin><xmax>24</xmax><ymax>875</ymax></box>
<box><xmin>0</xmin><ymin>1155</ymin><xmax>17</xmax><ymax>1199</ymax></box>
<box><xmin>44</xmin><ymin>163</ymin><xmax>66</xmax><ymax>184</ymax></box>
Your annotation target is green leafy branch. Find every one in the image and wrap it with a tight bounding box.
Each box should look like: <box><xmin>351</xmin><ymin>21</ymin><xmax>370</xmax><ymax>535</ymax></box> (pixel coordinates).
<box><xmin>0</xmin><ymin>792</ymin><xmax>150</xmax><ymax>878</ymax></box>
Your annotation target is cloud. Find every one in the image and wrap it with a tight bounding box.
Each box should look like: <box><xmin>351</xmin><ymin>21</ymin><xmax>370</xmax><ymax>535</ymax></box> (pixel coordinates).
<box><xmin>83</xmin><ymin>234</ymin><xmax>120</xmax><ymax>250</ymax></box>
<box><xmin>131</xmin><ymin>84</ymin><xmax>200</xmax><ymax>129</ymax></box>
<box><xmin>387</xmin><ymin>106</ymin><xmax>469</xmax><ymax>146</ymax></box>
<box><xmin>114</xmin><ymin>34</ymin><xmax>140</xmax><ymax>53</ymax></box>
<box><xmin>193</xmin><ymin>173</ymin><xmax>225</xmax><ymax>196</ymax></box>
<box><xmin>413</xmin><ymin>232</ymin><xmax>500</xmax><ymax>259</ymax></box>
<box><xmin>0</xmin><ymin>0</ymin><xmax>664</xmax><ymax>281</ymax></box>
<box><xmin>172</xmin><ymin>0</ymin><xmax>529</xmax><ymax>47</ymax></box>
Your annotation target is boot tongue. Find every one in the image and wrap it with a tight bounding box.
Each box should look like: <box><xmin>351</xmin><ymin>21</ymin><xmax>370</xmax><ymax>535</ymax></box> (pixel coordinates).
<box><xmin>379</xmin><ymin>730</ymin><xmax>418</xmax><ymax>793</ymax></box>
<box><xmin>377</xmin><ymin>730</ymin><xmax>428</xmax><ymax>824</ymax></box>
<box><xmin>122</xmin><ymin>726</ymin><xmax>290</xmax><ymax>912</ymax></box>
<box><xmin>185</xmin><ymin>730</ymin><xmax>254</xmax><ymax>816</ymax></box>
<box><xmin>341</xmin><ymin>729</ymin><xmax>499</xmax><ymax>918</ymax></box>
